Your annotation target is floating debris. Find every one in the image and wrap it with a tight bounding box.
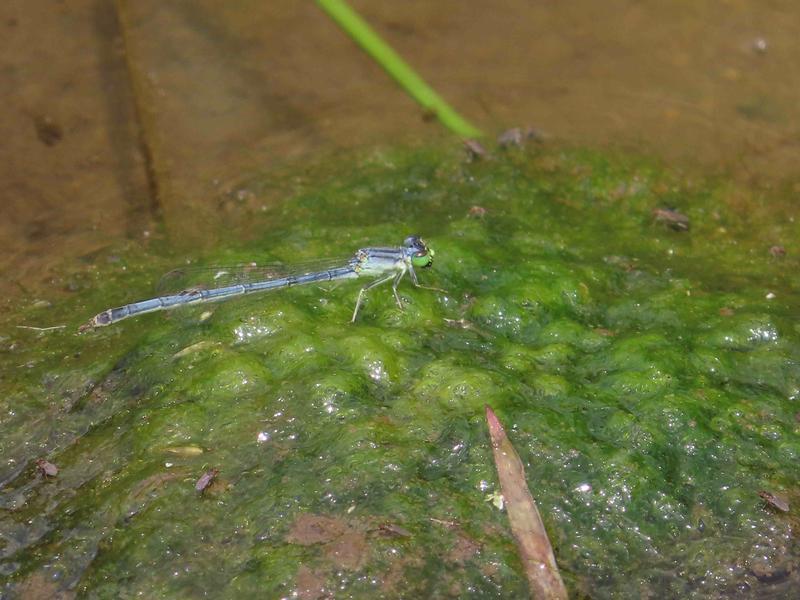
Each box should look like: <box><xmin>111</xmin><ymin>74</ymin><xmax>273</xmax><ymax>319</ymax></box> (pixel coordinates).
<box><xmin>35</xmin><ymin>459</ymin><xmax>58</xmax><ymax>478</ymax></box>
<box><xmin>769</xmin><ymin>245</ymin><xmax>786</xmax><ymax>257</ymax></box>
<box><xmin>751</xmin><ymin>37</ymin><xmax>768</xmax><ymax>54</ymax></box>
<box><xmin>498</xmin><ymin>127</ymin><xmax>525</xmax><ymax>148</ymax></box>
<box><xmin>485</xmin><ymin>490</ymin><xmax>505</xmax><ymax>511</ymax></box>
<box><xmin>443</xmin><ymin>317</ymin><xmax>492</xmax><ymax>339</ymax></box>
<box><xmin>653</xmin><ymin>207</ymin><xmax>690</xmax><ymax>231</ymax></box>
<box><xmin>195</xmin><ymin>468</ymin><xmax>219</xmax><ymax>494</ymax></box>
<box><xmin>497</xmin><ymin>126</ymin><xmax>545</xmax><ymax>148</ymax></box>
<box><xmin>445</xmin><ymin>317</ymin><xmax>472</xmax><ymax>330</ymax></box>
<box><xmin>463</xmin><ymin>139</ymin><xmax>487</xmax><ymax>160</ymax></box>
<box><xmin>593</xmin><ymin>327</ymin><xmax>615</xmax><ymax>337</ymax></box>
<box><xmin>374</xmin><ymin>522</ymin><xmax>412</xmax><ymax>538</ymax></box>
<box><xmin>16</xmin><ymin>325</ymin><xmax>66</xmax><ymax>332</ymax></box>
<box><xmin>485</xmin><ymin>406</ymin><xmax>567</xmax><ymax>599</ymax></box>
<box><xmin>758</xmin><ymin>490</ymin><xmax>789</xmax><ymax>513</ymax></box>
<box><xmin>165</xmin><ymin>445</ymin><xmax>205</xmax><ymax>457</ymax></box>
<box><xmin>429</xmin><ymin>517</ymin><xmax>458</xmax><ymax>529</ymax></box>
<box><xmin>173</xmin><ymin>341</ymin><xmax>218</xmax><ymax>358</ymax></box>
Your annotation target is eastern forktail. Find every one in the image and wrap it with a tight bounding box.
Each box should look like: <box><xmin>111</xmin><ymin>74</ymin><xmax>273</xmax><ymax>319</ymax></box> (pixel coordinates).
<box><xmin>79</xmin><ymin>235</ymin><xmax>436</xmax><ymax>330</ymax></box>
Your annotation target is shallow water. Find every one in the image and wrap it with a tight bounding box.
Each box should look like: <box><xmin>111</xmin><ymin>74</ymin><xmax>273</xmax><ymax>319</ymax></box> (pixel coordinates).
<box><xmin>2</xmin><ymin>146</ymin><xmax>798</xmax><ymax>597</ymax></box>
<box><xmin>3</xmin><ymin>1</ymin><xmax>799</xmax><ymax>306</ymax></box>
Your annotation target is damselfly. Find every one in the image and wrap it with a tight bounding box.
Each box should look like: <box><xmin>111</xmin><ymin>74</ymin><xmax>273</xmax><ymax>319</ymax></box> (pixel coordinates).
<box><xmin>80</xmin><ymin>235</ymin><xmax>436</xmax><ymax>330</ymax></box>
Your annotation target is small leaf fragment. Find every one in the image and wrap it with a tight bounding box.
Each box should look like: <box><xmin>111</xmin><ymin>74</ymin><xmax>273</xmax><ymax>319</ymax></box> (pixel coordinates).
<box><xmin>486</xmin><ymin>405</ymin><xmax>567</xmax><ymax>600</ymax></box>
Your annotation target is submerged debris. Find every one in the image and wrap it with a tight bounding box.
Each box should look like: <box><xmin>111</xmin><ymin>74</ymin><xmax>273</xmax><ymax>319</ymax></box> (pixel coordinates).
<box><xmin>323</xmin><ymin>531</ymin><xmax>367</xmax><ymax>570</ymax></box>
<box><xmin>286</xmin><ymin>514</ymin><xmax>347</xmax><ymax>545</ymax></box>
<box><xmin>294</xmin><ymin>565</ymin><xmax>328</xmax><ymax>600</ymax></box>
<box><xmin>33</xmin><ymin>114</ymin><xmax>63</xmax><ymax>146</ymax></box>
<box><xmin>286</xmin><ymin>513</ymin><xmax>367</xmax><ymax>570</ymax></box>
<box><xmin>131</xmin><ymin>471</ymin><xmax>183</xmax><ymax>500</ymax></box>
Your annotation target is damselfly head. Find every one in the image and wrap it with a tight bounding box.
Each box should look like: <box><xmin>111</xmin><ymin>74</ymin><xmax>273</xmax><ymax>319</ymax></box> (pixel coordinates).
<box><xmin>405</xmin><ymin>235</ymin><xmax>434</xmax><ymax>269</ymax></box>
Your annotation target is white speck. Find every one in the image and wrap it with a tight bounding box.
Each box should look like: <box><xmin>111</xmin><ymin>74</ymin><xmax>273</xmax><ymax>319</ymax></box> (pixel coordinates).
<box><xmin>766</xmin><ymin>292</ymin><xmax>776</xmax><ymax>299</ymax></box>
<box><xmin>347</xmin><ymin>505</ymin><xmax>356</xmax><ymax>514</ymax></box>
<box><xmin>367</xmin><ymin>361</ymin><xmax>387</xmax><ymax>382</ymax></box>
<box><xmin>257</xmin><ymin>431</ymin><xmax>270</xmax><ymax>443</ymax></box>
<box><xmin>165</xmin><ymin>462</ymin><xmax>173</xmax><ymax>468</ymax></box>
<box><xmin>576</xmin><ymin>483</ymin><xmax>592</xmax><ymax>493</ymax></box>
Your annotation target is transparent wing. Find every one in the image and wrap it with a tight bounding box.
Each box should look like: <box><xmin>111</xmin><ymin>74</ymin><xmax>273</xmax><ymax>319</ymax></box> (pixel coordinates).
<box><xmin>156</xmin><ymin>256</ymin><xmax>356</xmax><ymax>295</ymax></box>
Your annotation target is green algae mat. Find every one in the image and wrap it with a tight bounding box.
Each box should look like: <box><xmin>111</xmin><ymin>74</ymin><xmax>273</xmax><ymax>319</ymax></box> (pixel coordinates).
<box><xmin>2</xmin><ymin>145</ymin><xmax>799</xmax><ymax>598</ymax></box>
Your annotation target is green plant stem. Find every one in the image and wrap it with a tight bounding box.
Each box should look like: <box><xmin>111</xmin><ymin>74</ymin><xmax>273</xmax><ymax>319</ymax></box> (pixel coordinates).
<box><xmin>316</xmin><ymin>0</ymin><xmax>483</xmax><ymax>138</ymax></box>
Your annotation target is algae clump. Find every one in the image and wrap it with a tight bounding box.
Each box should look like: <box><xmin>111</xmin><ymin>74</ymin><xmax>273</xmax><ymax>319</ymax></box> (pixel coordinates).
<box><xmin>2</xmin><ymin>145</ymin><xmax>799</xmax><ymax>597</ymax></box>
